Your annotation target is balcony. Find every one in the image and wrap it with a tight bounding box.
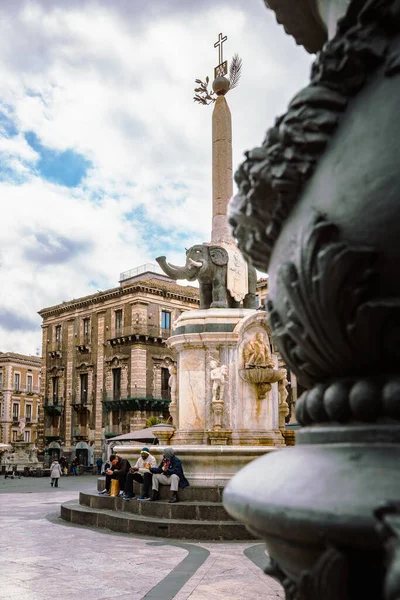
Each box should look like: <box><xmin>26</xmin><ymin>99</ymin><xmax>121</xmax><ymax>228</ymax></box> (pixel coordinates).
<box><xmin>44</xmin><ymin>428</ymin><xmax>60</xmax><ymax>439</ymax></box>
<box><xmin>72</xmin><ymin>426</ymin><xmax>89</xmax><ymax>439</ymax></box>
<box><xmin>104</xmin><ymin>425</ymin><xmax>121</xmax><ymax>438</ymax></box>
<box><xmin>48</xmin><ymin>342</ymin><xmax>62</xmax><ymax>359</ymax></box>
<box><xmin>12</xmin><ymin>386</ymin><xmax>40</xmax><ymax>395</ymax></box>
<box><xmin>76</xmin><ymin>334</ymin><xmax>91</xmax><ymax>353</ymax></box>
<box><xmin>107</xmin><ymin>324</ymin><xmax>171</xmax><ymax>346</ymax></box>
<box><xmin>13</xmin><ymin>416</ymin><xmax>19</xmax><ymax>422</ymax></box>
<box><xmin>44</xmin><ymin>397</ymin><xmax>64</xmax><ymax>415</ymax></box>
<box><xmin>102</xmin><ymin>390</ymin><xmax>171</xmax><ymax>413</ymax></box>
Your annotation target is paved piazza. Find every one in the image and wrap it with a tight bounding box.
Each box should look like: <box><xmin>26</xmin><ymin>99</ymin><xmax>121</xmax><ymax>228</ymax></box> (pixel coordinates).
<box><xmin>0</xmin><ymin>474</ymin><xmax>283</xmax><ymax>600</ymax></box>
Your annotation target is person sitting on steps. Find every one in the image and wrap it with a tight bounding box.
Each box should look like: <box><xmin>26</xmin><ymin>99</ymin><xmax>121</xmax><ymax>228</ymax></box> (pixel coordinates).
<box><xmin>99</xmin><ymin>454</ymin><xmax>131</xmax><ymax>496</ymax></box>
<box><xmin>150</xmin><ymin>447</ymin><xmax>189</xmax><ymax>503</ymax></box>
<box><xmin>122</xmin><ymin>447</ymin><xmax>157</xmax><ymax>501</ymax></box>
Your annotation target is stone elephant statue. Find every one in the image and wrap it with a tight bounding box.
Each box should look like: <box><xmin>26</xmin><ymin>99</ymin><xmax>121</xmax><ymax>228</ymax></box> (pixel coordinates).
<box><xmin>156</xmin><ymin>244</ymin><xmax>256</xmax><ymax>310</ymax></box>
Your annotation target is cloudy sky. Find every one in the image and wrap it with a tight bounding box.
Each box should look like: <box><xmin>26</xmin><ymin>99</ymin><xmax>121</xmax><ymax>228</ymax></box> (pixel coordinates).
<box><xmin>0</xmin><ymin>0</ymin><xmax>314</xmax><ymax>356</ymax></box>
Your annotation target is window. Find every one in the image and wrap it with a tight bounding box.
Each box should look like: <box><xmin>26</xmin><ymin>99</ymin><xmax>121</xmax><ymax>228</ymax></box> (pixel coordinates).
<box><xmin>52</xmin><ymin>377</ymin><xmax>59</xmax><ymax>403</ymax></box>
<box><xmin>14</xmin><ymin>373</ymin><xmax>20</xmax><ymax>391</ymax></box>
<box><xmin>55</xmin><ymin>325</ymin><xmax>61</xmax><ymax>343</ymax></box>
<box><xmin>27</xmin><ymin>374</ymin><xmax>33</xmax><ymax>392</ymax></box>
<box><xmin>161</xmin><ymin>367</ymin><xmax>170</xmax><ymax>400</ymax></box>
<box><xmin>12</xmin><ymin>430</ymin><xmax>18</xmax><ymax>441</ymax></box>
<box><xmin>24</xmin><ymin>431</ymin><xmax>31</xmax><ymax>443</ymax></box>
<box><xmin>113</xmin><ymin>368</ymin><xmax>121</xmax><ymax>400</ymax></box>
<box><xmin>83</xmin><ymin>318</ymin><xmax>90</xmax><ymax>338</ymax></box>
<box><xmin>161</xmin><ymin>310</ymin><xmax>171</xmax><ymax>331</ymax></box>
<box><xmin>26</xmin><ymin>404</ymin><xmax>32</xmax><ymax>421</ymax></box>
<box><xmin>80</xmin><ymin>373</ymin><xmax>88</xmax><ymax>403</ymax></box>
<box><xmin>0</xmin><ymin>371</ymin><xmax>2</xmax><ymax>390</ymax></box>
<box><xmin>115</xmin><ymin>310</ymin><xmax>123</xmax><ymax>331</ymax></box>
<box><xmin>12</xmin><ymin>403</ymin><xmax>19</xmax><ymax>420</ymax></box>
<box><xmin>255</xmin><ymin>295</ymin><xmax>260</xmax><ymax>308</ymax></box>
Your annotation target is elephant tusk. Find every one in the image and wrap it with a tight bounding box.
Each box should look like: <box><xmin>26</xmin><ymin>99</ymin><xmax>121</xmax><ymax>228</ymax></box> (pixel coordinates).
<box><xmin>188</xmin><ymin>258</ymin><xmax>203</xmax><ymax>268</ymax></box>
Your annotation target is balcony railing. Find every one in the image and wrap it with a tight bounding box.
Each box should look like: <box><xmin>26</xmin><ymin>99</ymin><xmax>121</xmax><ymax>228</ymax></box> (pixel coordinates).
<box><xmin>108</xmin><ymin>325</ymin><xmax>171</xmax><ymax>343</ymax></box>
<box><xmin>102</xmin><ymin>390</ymin><xmax>171</xmax><ymax>413</ymax></box>
<box><xmin>72</xmin><ymin>426</ymin><xmax>88</xmax><ymax>438</ymax></box>
<box><xmin>12</xmin><ymin>386</ymin><xmax>40</xmax><ymax>395</ymax></box>
<box><xmin>44</xmin><ymin>427</ymin><xmax>60</xmax><ymax>438</ymax></box>
<box><xmin>44</xmin><ymin>397</ymin><xmax>64</xmax><ymax>414</ymax></box>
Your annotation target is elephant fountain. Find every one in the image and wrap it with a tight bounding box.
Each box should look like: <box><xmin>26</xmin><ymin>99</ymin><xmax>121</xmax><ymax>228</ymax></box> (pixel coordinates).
<box><xmin>156</xmin><ymin>244</ymin><xmax>256</xmax><ymax>310</ymax></box>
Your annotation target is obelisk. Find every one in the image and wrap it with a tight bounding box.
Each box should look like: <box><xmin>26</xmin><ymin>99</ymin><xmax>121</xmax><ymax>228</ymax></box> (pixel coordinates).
<box><xmin>211</xmin><ymin>33</ymin><xmax>234</xmax><ymax>245</ymax></box>
<box><xmin>211</xmin><ymin>93</ymin><xmax>233</xmax><ymax>244</ymax></box>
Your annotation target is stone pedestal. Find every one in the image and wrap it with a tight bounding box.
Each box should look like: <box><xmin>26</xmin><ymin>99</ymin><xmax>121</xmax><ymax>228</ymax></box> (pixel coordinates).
<box><xmin>168</xmin><ymin>308</ymin><xmax>286</xmax><ymax>447</ymax></box>
<box><xmin>115</xmin><ymin>444</ymin><xmax>277</xmax><ymax>487</ymax></box>
<box><xmin>5</xmin><ymin>441</ymin><xmax>43</xmax><ymax>471</ymax></box>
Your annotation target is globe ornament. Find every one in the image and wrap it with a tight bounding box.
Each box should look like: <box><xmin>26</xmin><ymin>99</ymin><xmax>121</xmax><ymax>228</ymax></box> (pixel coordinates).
<box><xmin>212</xmin><ymin>76</ymin><xmax>230</xmax><ymax>96</ymax></box>
<box><xmin>193</xmin><ymin>33</ymin><xmax>242</xmax><ymax>106</ymax></box>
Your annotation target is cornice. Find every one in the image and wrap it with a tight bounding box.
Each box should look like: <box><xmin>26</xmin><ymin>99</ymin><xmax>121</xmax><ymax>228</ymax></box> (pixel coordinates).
<box><xmin>38</xmin><ymin>282</ymin><xmax>199</xmax><ymax>319</ymax></box>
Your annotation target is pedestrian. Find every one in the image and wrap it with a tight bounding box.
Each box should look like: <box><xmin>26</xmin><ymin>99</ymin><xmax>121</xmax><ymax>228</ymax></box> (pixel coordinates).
<box><xmin>50</xmin><ymin>458</ymin><xmax>62</xmax><ymax>488</ymax></box>
<box><xmin>59</xmin><ymin>455</ymin><xmax>67</xmax><ymax>475</ymax></box>
<box><xmin>96</xmin><ymin>456</ymin><xmax>103</xmax><ymax>475</ymax></box>
<box><xmin>121</xmin><ymin>447</ymin><xmax>157</xmax><ymax>501</ymax></box>
<box><xmin>71</xmin><ymin>456</ymin><xmax>79</xmax><ymax>476</ymax></box>
<box><xmin>98</xmin><ymin>454</ymin><xmax>131</xmax><ymax>496</ymax></box>
<box><xmin>150</xmin><ymin>447</ymin><xmax>189</xmax><ymax>503</ymax></box>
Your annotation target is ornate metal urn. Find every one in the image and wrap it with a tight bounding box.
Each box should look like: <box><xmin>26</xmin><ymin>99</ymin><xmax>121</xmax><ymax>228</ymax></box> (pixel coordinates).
<box><xmin>223</xmin><ymin>0</ymin><xmax>400</xmax><ymax>598</ymax></box>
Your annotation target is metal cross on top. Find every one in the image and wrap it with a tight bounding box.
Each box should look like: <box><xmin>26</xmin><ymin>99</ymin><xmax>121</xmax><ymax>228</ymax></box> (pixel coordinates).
<box><xmin>214</xmin><ymin>32</ymin><xmax>227</xmax><ymax>65</ymax></box>
<box><xmin>214</xmin><ymin>32</ymin><xmax>228</xmax><ymax>78</ymax></box>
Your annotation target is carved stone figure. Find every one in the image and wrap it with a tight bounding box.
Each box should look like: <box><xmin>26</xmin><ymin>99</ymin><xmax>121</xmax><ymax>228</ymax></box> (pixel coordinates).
<box><xmin>168</xmin><ymin>364</ymin><xmax>178</xmax><ymax>424</ymax></box>
<box><xmin>210</xmin><ymin>359</ymin><xmax>228</xmax><ymax>404</ymax></box>
<box><xmin>168</xmin><ymin>364</ymin><xmax>177</xmax><ymax>400</ymax></box>
<box><xmin>17</xmin><ymin>418</ymin><xmax>26</xmax><ymax>440</ymax></box>
<box><xmin>156</xmin><ymin>243</ymin><xmax>256</xmax><ymax>309</ymax></box>
<box><xmin>278</xmin><ymin>370</ymin><xmax>290</xmax><ymax>430</ymax></box>
<box><xmin>243</xmin><ymin>332</ymin><xmax>274</xmax><ymax>369</ymax></box>
<box><xmin>209</xmin><ymin>359</ymin><xmax>228</xmax><ymax>430</ymax></box>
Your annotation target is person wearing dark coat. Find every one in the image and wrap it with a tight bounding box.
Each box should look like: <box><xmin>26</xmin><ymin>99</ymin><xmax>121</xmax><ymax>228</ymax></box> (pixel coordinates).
<box><xmin>96</xmin><ymin>457</ymin><xmax>103</xmax><ymax>475</ymax></box>
<box><xmin>99</xmin><ymin>454</ymin><xmax>131</xmax><ymax>496</ymax></box>
<box><xmin>150</xmin><ymin>447</ymin><xmax>189</xmax><ymax>503</ymax></box>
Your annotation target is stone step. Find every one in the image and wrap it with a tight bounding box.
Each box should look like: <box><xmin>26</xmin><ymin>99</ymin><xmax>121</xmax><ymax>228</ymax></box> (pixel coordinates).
<box><xmin>61</xmin><ymin>501</ymin><xmax>255</xmax><ymax>541</ymax></box>
<box><xmin>97</xmin><ymin>477</ymin><xmax>225</xmax><ymax>502</ymax></box>
<box><xmin>81</xmin><ymin>492</ymin><xmax>233</xmax><ymax>521</ymax></box>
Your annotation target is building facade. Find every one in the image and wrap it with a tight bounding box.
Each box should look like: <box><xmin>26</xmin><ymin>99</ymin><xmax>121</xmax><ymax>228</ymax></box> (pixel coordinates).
<box><xmin>38</xmin><ymin>265</ymin><xmax>199</xmax><ymax>466</ymax></box>
<box><xmin>0</xmin><ymin>352</ymin><xmax>42</xmax><ymax>446</ymax></box>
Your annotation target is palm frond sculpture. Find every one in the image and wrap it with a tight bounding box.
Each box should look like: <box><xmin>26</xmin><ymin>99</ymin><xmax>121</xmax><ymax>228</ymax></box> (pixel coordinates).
<box><xmin>193</xmin><ymin>55</ymin><xmax>242</xmax><ymax>106</ymax></box>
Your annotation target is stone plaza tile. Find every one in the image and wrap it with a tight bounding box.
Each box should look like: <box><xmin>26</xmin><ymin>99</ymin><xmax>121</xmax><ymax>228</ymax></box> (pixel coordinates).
<box><xmin>0</xmin><ymin>477</ymin><xmax>283</xmax><ymax>600</ymax></box>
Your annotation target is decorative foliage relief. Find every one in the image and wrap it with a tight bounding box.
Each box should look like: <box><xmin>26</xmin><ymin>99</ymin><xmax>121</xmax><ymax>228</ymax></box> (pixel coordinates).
<box><xmin>229</xmin><ymin>0</ymin><xmax>400</xmax><ymax>272</ymax></box>
<box><xmin>267</xmin><ymin>216</ymin><xmax>400</xmax><ymax>389</ymax></box>
<box><xmin>265</xmin><ymin>545</ymin><xmax>349</xmax><ymax>600</ymax></box>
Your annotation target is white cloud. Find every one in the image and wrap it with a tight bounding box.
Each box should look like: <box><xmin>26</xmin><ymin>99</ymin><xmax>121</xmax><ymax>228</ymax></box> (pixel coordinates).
<box><xmin>0</xmin><ymin>0</ymin><xmax>314</xmax><ymax>354</ymax></box>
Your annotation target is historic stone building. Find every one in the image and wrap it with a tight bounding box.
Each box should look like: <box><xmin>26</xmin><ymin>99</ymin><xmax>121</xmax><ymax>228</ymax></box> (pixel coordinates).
<box><xmin>0</xmin><ymin>352</ymin><xmax>42</xmax><ymax>446</ymax></box>
<box><xmin>38</xmin><ymin>264</ymin><xmax>199</xmax><ymax>465</ymax></box>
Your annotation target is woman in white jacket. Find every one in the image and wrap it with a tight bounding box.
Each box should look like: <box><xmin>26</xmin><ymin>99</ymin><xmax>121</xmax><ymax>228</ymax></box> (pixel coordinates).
<box><xmin>50</xmin><ymin>459</ymin><xmax>62</xmax><ymax>488</ymax></box>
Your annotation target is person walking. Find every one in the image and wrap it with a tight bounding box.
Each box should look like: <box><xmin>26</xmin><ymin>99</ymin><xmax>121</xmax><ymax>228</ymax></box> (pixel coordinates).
<box><xmin>50</xmin><ymin>458</ymin><xmax>62</xmax><ymax>488</ymax></box>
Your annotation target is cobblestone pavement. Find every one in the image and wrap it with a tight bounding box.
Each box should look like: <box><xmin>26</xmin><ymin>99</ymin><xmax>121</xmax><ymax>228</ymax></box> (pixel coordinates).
<box><xmin>0</xmin><ymin>474</ymin><xmax>284</xmax><ymax>600</ymax></box>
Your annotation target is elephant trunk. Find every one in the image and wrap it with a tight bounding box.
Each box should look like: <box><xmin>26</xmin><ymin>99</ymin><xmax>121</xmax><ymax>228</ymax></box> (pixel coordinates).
<box><xmin>156</xmin><ymin>256</ymin><xmax>197</xmax><ymax>280</ymax></box>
